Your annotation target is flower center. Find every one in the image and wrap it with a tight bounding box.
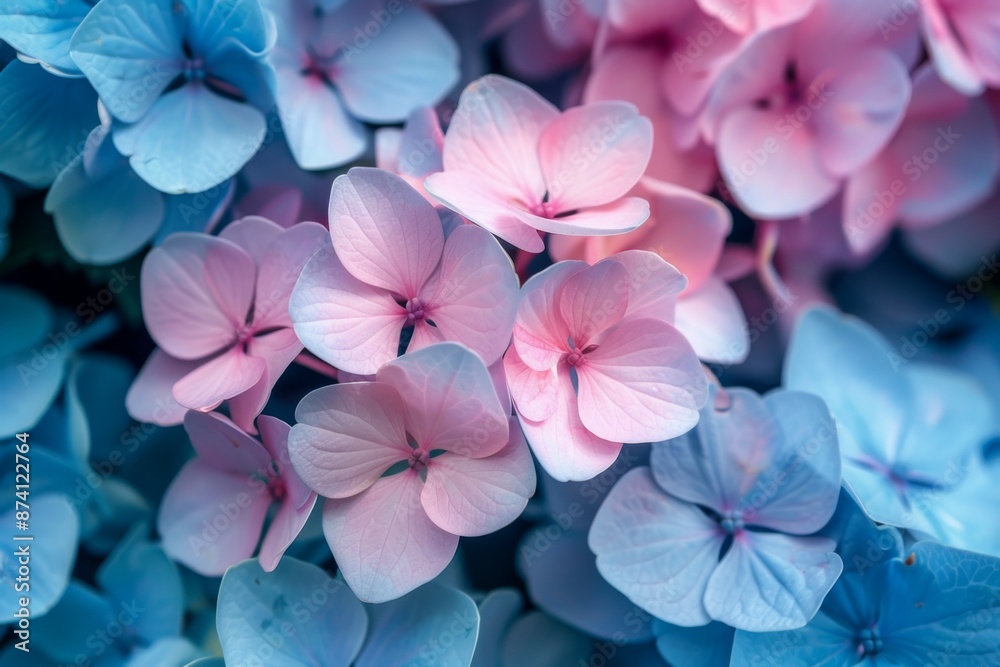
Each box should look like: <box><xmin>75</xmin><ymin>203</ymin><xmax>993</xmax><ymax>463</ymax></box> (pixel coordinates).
<box><xmin>856</xmin><ymin>627</ymin><xmax>884</xmax><ymax>657</ymax></box>
<box><xmin>720</xmin><ymin>513</ymin><xmax>745</xmax><ymax>534</ymax></box>
<box><xmin>564</xmin><ymin>346</ymin><xmax>586</xmax><ymax>367</ymax></box>
<box><xmin>405</xmin><ymin>298</ymin><xmax>426</xmax><ymax>325</ymax></box>
<box><xmin>268</xmin><ymin>478</ymin><xmax>287</xmax><ymax>502</ymax></box>
<box><xmin>408</xmin><ymin>447</ymin><xmax>430</xmax><ymax>472</ymax></box>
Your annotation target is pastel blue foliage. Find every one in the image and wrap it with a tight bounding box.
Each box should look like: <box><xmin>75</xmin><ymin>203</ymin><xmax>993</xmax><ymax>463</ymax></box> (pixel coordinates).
<box><xmin>785</xmin><ymin>306</ymin><xmax>1000</xmax><ymax>555</ymax></box>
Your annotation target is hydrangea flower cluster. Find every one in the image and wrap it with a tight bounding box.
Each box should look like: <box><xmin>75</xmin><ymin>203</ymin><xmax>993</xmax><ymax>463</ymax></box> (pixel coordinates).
<box><xmin>1</xmin><ymin>0</ymin><xmax>1000</xmax><ymax>665</ymax></box>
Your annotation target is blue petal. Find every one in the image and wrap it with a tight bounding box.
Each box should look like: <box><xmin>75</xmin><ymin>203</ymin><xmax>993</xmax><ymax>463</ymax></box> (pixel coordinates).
<box><xmin>33</xmin><ymin>581</ymin><xmax>117</xmax><ymax>664</ymax></box>
<box><xmin>96</xmin><ymin>528</ymin><xmax>183</xmax><ymax>644</ymax></box>
<box><xmin>588</xmin><ymin>467</ymin><xmax>724</xmax><ymax>627</ymax></box>
<box><xmin>784</xmin><ymin>306</ymin><xmax>911</xmax><ymax>465</ymax></box>
<box><xmin>0</xmin><ymin>494</ymin><xmax>78</xmax><ymax>619</ymax></box>
<box><xmin>331</xmin><ymin>6</ymin><xmax>458</xmax><ymax>123</ymax></box>
<box><xmin>273</xmin><ymin>68</ymin><xmax>367</xmax><ymax>170</ymax></box>
<box><xmin>729</xmin><ymin>612</ymin><xmax>856</xmax><ymax>667</ymax></box>
<box><xmin>69</xmin><ymin>0</ymin><xmax>183</xmax><ymax>123</ymax></box>
<box><xmin>471</xmin><ymin>589</ymin><xmax>521</xmax><ymax>667</ymax></box>
<box><xmin>0</xmin><ymin>287</ymin><xmax>67</xmax><ymax>439</ymax></box>
<box><xmin>81</xmin><ymin>478</ymin><xmax>151</xmax><ymax>555</ymax></box>
<box><xmin>155</xmin><ymin>179</ymin><xmax>234</xmax><ymax>244</ymax></box>
<box><xmin>501</xmin><ymin>612</ymin><xmax>595</xmax><ymax>667</ymax></box>
<box><xmin>0</xmin><ymin>179</ymin><xmax>11</xmax><ymax>260</ymax></box>
<box><xmin>653</xmin><ymin>620</ymin><xmax>734</xmax><ymax>667</ymax></box>
<box><xmin>112</xmin><ymin>82</ymin><xmax>266</xmax><ymax>194</ymax></box>
<box><xmin>931</xmin><ymin>460</ymin><xmax>1000</xmax><ymax>557</ymax></box>
<box><xmin>182</xmin><ymin>660</ymin><xmax>224</xmax><ymax>667</ymax></box>
<box><xmin>0</xmin><ymin>61</ymin><xmax>99</xmax><ymax>187</ymax></box>
<box><xmin>355</xmin><ymin>583</ymin><xmax>479</xmax><ymax>667</ymax></box>
<box><xmin>0</xmin><ymin>0</ymin><xmax>91</xmax><ymax>74</ymax></box>
<box><xmin>180</xmin><ymin>0</ymin><xmax>272</xmax><ymax>63</ymax></box>
<box><xmin>820</xmin><ymin>489</ymin><xmax>903</xmax><ymax>574</ymax></box>
<box><xmin>519</xmin><ymin>529</ymin><xmax>655</xmax><ymax>642</ymax></box>
<box><xmin>652</xmin><ymin>387</ymin><xmax>779</xmax><ymax>513</ymax></box>
<box><xmin>0</xmin><ymin>645</ymin><xmax>59</xmax><ymax>667</ymax></box>
<box><xmin>0</xmin><ymin>285</ymin><xmax>53</xmax><ymax>359</ymax></box>
<box><xmin>125</xmin><ymin>638</ymin><xmax>203</xmax><ymax>667</ymax></box>
<box><xmin>65</xmin><ymin>354</ymin><xmax>135</xmax><ymax>463</ymax></box>
<box><xmin>879</xmin><ymin>541</ymin><xmax>1000</xmax><ymax>664</ymax></box>
<box><xmin>217</xmin><ymin>558</ymin><xmax>368</xmax><ymax>666</ymax></box>
<box><xmin>703</xmin><ymin>532</ymin><xmax>842</xmax><ymax>631</ymax></box>
<box><xmin>895</xmin><ymin>363</ymin><xmax>993</xmax><ymax>482</ymax></box>
<box><xmin>47</xmin><ymin>144</ymin><xmax>164</xmax><ymax>265</ymax></box>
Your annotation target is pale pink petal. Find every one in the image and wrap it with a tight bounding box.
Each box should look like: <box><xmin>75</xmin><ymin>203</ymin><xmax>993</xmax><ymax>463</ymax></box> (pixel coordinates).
<box><xmin>329</xmin><ymin>168</ymin><xmax>444</xmax><ymax>297</ymax></box>
<box><xmin>841</xmin><ymin>158</ymin><xmax>900</xmax><ymax>255</ymax></box>
<box><xmin>487</xmin><ymin>358</ymin><xmax>512</xmax><ymax>417</ymax></box>
<box><xmin>257</xmin><ymin>415</ymin><xmax>314</xmax><ymax>510</ymax></box>
<box><xmin>182</xmin><ymin>410</ymin><xmax>272</xmax><ymax>476</ymax></box>
<box><xmin>442</xmin><ymin>75</ymin><xmax>556</xmax><ymax>206</ymax></box>
<box><xmin>585</xmin><ymin>46</ymin><xmax>717</xmax><ymax>191</ymax></box>
<box><xmin>662</xmin><ymin>10</ymin><xmax>744</xmax><ymax>118</ymax></box>
<box><xmin>611</xmin><ymin>250</ymin><xmax>687</xmax><ymax>324</ymax></box>
<box><xmin>674</xmin><ymin>277</ymin><xmax>749</xmax><ymax>364</ymax></box>
<box><xmin>252</xmin><ymin>221</ymin><xmax>330</xmax><ymax>329</ymax></box>
<box><xmin>229</xmin><ymin>328</ymin><xmax>304</xmax><ymax>434</ymax></box>
<box><xmin>700</xmin><ymin>27</ymin><xmax>791</xmax><ymax>144</ymax></box>
<box><xmin>812</xmin><ymin>49</ymin><xmax>911</xmax><ymax>177</ymax></box>
<box><xmin>423</xmin><ymin>171</ymin><xmax>546</xmax><ymax>252</ymax></box>
<box><xmin>158</xmin><ymin>460</ymin><xmax>272</xmax><ymax>576</ymax></box>
<box><xmin>512</xmin><ymin>261</ymin><xmax>586</xmax><ymax>371</ymax></box>
<box><xmin>141</xmin><ymin>234</ymin><xmax>254</xmax><ymax>359</ymax></box>
<box><xmin>558</xmin><ymin>259</ymin><xmax>629</xmax><ymax>347</ymax></box>
<box><xmin>503</xmin><ymin>344</ymin><xmax>559</xmax><ymax>423</ymax></box>
<box><xmin>606</xmin><ymin>0</ymin><xmax>689</xmax><ymax>33</ymax></box>
<box><xmin>377</xmin><ymin>342</ymin><xmax>509</xmax><ymax>459</ymax></box>
<box><xmin>258</xmin><ymin>493</ymin><xmax>317</xmax><ymax>573</ymax></box>
<box><xmin>895</xmin><ymin>71</ymin><xmax>998</xmax><ymax>225</ymax></box>
<box><xmin>577</xmin><ymin>318</ymin><xmax>708</xmax><ymax>443</ymax></box>
<box><xmin>125</xmin><ymin>349</ymin><xmax>199</xmax><ymax>426</ymax></box>
<box><xmin>421</xmin><ymin>419</ymin><xmax>536</xmax><ymax>536</ymax></box>
<box><xmin>518</xmin><ymin>366</ymin><xmax>622</xmax><ymax>482</ymax></box>
<box><xmin>290</xmin><ymin>249</ymin><xmax>407</xmax><ymax>376</ymax></box>
<box><xmin>698</xmin><ymin>0</ymin><xmax>815</xmax><ymax>33</ymax></box>
<box><xmin>638</xmin><ymin>179</ymin><xmax>730</xmax><ymax>293</ymax></box>
<box><xmin>322</xmin><ymin>470</ymin><xmax>460</xmax><ymax>603</ymax></box>
<box><xmin>538</xmin><ymin>102</ymin><xmax>652</xmax><ymax>212</ymax></box>
<box><xmin>513</xmin><ymin>197</ymin><xmax>651</xmax><ymax>237</ymax></box>
<box><xmin>406</xmin><ymin>319</ymin><xmax>447</xmax><ymax>355</ymax></box>
<box><xmin>415</xmin><ymin>225</ymin><xmax>519</xmax><ymax>366</ymax></box>
<box><xmin>922</xmin><ymin>0</ymin><xmax>987</xmax><ymax>95</ymax></box>
<box><xmin>717</xmin><ymin>106</ymin><xmax>839</xmax><ymax>219</ymax></box>
<box><xmin>218</xmin><ymin>216</ymin><xmax>284</xmax><ymax>265</ymax></box>
<box><xmin>289</xmin><ymin>382</ymin><xmax>410</xmax><ymax>499</ymax></box>
<box><xmin>172</xmin><ymin>346</ymin><xmax>266</xmax><ymax>412</ymax></box>
<box><xmin>235</xmin><ymin>186</ymin><xmax>302</xmax><ymax>228</ymax></box>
